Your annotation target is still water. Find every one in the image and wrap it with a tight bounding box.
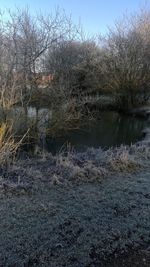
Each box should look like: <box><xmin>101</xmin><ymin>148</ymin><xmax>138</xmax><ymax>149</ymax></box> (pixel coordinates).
<box><xmin>10</xmin><ymin>107</ymin><xmax>147</xmax><ymax>153</ymax></box>
<box><xmin>46</xmin><ymin>111</ymin><xmax>147</xmax><ymax>153</ymax></box>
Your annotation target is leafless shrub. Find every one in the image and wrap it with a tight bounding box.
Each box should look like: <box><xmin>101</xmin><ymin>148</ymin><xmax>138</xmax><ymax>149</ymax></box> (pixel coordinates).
<box><xmin>98</xmin><ymin>7</ymin><xmax>150</xmax><ymax>108</ymax></box>
<box><xmin>0</xmin><ymin>122</ymin><xmax>27</xmax><ymax>166</ymax></box>
<box><xmin>107</xmin><ymin>148</ymin><xmax>140</xmax><ymax>172</ymax></box>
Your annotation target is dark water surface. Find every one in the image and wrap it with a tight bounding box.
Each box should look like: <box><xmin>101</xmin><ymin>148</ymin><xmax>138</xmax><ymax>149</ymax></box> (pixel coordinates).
<box><xmin>8</xmin><ymin>107</ymin><xmax>147</xmax><ymax>154</ymax></box>
<box><xmin>45</xmin><ymin>111</ymin><xmax>147</xmax><ymax>153</ymax></box>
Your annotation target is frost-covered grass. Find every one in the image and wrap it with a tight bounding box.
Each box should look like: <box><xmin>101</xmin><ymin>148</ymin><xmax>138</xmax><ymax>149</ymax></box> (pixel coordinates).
<box><xmin>1</xmin><ymin>142</ymin><xmax>150</xmax><ymax>191</ymax></box>
<box><xmin>0</xmin><ymin>143</ymin><xmax>150</xmax><ymax>266</ymax></box>
<box><xmin>0</xmin><ymin>142</ymin><xmax>150</xmax><ymax>266</ymax></box>
<box><xmin>52</xmin><ymin>143</ymin><xmax>149</xmax><ymax>184</ymax></box>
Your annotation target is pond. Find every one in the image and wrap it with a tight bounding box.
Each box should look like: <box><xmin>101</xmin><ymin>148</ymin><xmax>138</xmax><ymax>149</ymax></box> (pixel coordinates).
<box><xmin>6</xmin><ymin>107</ymin><xmax>148</xmax><ymax>154</ymax></box>
<box><xmin>46</xmin><ymin>111</ymin><xmax>147</xmax><ymax>154</ymax></box>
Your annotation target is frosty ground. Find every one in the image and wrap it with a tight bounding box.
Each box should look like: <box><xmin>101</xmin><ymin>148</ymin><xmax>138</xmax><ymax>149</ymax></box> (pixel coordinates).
<box><xmin>0</xmin><ymin>144</ymin><xmax>150</xmax><ymax>266</ymax></box>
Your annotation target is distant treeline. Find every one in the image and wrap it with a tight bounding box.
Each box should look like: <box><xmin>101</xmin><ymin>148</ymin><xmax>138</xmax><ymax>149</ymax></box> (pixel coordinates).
<box><xmin>0</xmin><ymin>7</ymin><xmax>150</xmax><ymax>110</ymax></box>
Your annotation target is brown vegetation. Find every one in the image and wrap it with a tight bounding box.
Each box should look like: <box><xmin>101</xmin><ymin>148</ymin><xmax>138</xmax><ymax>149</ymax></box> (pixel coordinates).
<box><xmin>1</xmin><ymin>7</ymin><xmax>149</xmax><ymax>113</ymax></box>
<box><xmin>0</xmin><ymin>6</ymin><xmax>150</xmax><ymax>159</ymax></box>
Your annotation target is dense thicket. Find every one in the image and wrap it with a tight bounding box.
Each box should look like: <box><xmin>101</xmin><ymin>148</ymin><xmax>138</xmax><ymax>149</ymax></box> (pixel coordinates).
<box><xmin>100</xmin><ymin>9</ymin><xmax>150</xmax><ymax>108</ymax></box>
<box><xmin>0</xmin><ymin>7</ymin><xmax>150</xmax><ymax>110</ymax></box>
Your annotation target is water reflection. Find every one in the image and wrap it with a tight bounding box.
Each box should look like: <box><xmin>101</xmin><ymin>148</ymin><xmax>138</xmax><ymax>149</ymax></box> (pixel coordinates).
<box><xmin>51</xmin><ymin>111</ymin><xmax>146</xmax><ymax>153</ymax></box>
<box><xmin>5</xmin><ymin>107</ymin><xmax>147</xmax><ymax>154</ymax></box>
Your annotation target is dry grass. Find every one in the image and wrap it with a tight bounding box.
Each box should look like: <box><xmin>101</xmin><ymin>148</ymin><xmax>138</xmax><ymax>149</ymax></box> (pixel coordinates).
<box><xmin>53</xmin><ymin>143</ymin><xmax>150</xmax><ymax>184</ymax></box>
<box><xmin>106</xmin><ymin>147</ymin><xmax>140</xmax><ymax>172</ymax></box>
<box><xmin>1</xmin><ymin>135</ymin><xmax>150</xmax><ymax>190</ymax></box>
<box><xmin>0</xmin><ymin>122</ymin><xmax>27</xmax><ymax>166</ymax></box>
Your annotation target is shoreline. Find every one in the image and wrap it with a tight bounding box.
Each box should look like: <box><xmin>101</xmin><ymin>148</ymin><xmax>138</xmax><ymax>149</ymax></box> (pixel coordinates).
<box><xmin>0</xmin><ymin>108</ymin><xmax>150</xmax><ymax>266</ymax></box>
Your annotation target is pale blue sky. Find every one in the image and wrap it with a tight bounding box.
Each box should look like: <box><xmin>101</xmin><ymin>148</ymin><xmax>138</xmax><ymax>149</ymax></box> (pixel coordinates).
<box><xmin>0</xmin><ymin>0</ymin><xmax>149</xmax><ymax>34</ymax></box>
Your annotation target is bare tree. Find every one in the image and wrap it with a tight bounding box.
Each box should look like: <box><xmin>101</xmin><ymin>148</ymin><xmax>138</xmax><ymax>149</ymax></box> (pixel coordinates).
<box><xmin>0</xmin><ymin>7</ymin><xmax>79</xmax><ymax>112</ymax></box>
<box><xmin>100</xmin><ymin>8</ymin><xmax>150</xmax><ymax>108</ymax></box>
<box><xmin>45</xmin><ymin>38</ymin><xmax>102</xmax><ymax>103</ymax></box>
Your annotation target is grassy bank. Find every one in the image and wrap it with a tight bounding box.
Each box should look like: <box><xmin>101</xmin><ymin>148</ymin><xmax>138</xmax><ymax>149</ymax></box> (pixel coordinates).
<box><xmin>0</xmin><ymin>142</ymin><xmax>150</xmax><ymax>266</ymax></box>
<box><xmin>0</xmin><ymin>109</ymin><xmax>150</xmax><ymax>266</ymax></box>
<box><xmin>0</xmin><ymin>140</ymin><xmax>150</xmax><ymax>193</ymax></box>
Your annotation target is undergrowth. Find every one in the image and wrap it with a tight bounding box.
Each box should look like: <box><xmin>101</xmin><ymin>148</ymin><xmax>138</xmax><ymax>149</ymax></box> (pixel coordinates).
<box><xmin>0</xmin><ymin>122</ymin><xmax>27</xmax><ymax>166</ymax></box>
